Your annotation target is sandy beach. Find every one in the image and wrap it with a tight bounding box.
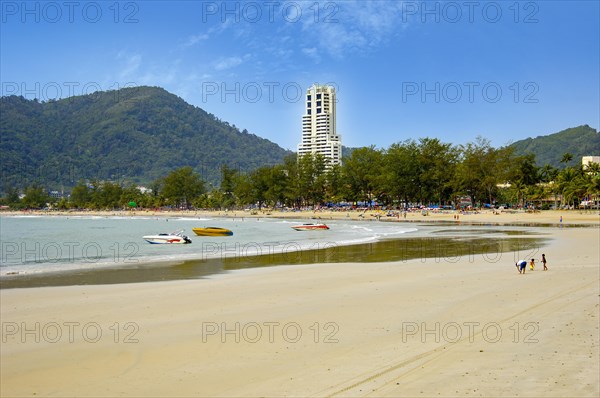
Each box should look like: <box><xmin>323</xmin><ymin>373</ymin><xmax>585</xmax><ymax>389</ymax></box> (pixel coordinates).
<box><xmin>1</xmin><ymin>213</ymin><xmax>599</xmax><ymax>397</ymax></box>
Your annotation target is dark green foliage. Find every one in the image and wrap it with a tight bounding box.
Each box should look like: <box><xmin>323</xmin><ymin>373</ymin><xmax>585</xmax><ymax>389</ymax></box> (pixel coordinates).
<box><xmin>0</xmin><ymin>86</ymin><xmax>292</xmax><ymax>193</ymax></box>
<box><xmin>510</xmin><ymin>125</ymin><xmax>599</xmax><ymax>168</ymax></box>
<box><xmin>160</xmin><ymin>167</ymin><xmax>205</xmax><ymax>209</ymax></box>
<box><xmin>21</xmin><ymin>185</ymin><xmax>49</xmax><ymax>209</ymax></box>
<box><xmin>342</xmin><ymin>146</ymin><xmax>383</xmax><ymax>203</ymax></box>
<box><xmin>69</xmin><ymin>181</ymin><xmax>91</xmax><ymax>208</ymax></box>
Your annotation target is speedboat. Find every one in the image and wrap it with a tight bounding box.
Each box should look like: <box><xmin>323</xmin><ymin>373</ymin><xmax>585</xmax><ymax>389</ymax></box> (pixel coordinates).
<box><xmin>192</xmin><ymin>227</ymin><xmax>233</xmax><ymax>236</ymax></box>
<box><xmin>143</xmin><ymin>230</ymin><xmax>192</xmax><ymax>244</ymax></box>
<box><xmin>291</xmin><ymin>223</ymin><xmax>330</xmax><ymax>231</ymax></box>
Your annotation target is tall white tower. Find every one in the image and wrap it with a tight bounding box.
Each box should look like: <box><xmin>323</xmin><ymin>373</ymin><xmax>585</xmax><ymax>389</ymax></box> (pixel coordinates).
<box><xmin>297</xmin><ymin>84</ymin><xmax>342</xmax><ymax>166</ymax></box>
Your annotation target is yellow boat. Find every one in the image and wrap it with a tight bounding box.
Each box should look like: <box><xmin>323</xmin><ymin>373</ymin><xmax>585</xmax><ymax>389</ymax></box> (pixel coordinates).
<box><xmin>192</xmin><ymin>227</ymin><xmax>233</xmax><ymax>236</ymax></box>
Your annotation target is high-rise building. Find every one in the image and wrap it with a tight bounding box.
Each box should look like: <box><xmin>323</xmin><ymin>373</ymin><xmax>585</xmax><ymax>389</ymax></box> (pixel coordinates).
<box><xmin>297</xmin><ymin>84</ymin><xmax>342</xmax><ymax>166</ymax></box>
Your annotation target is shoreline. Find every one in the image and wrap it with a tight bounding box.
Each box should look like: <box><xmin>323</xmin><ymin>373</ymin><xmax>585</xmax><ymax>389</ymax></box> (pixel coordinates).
<box><xmin>3</xmin><ymin>208</ymin><xmax>600</xmax><ymax>225</ymax></box>
<box><xmin>1</xmin><ymin>225</ymin><xmax>598</xmax><ymax>397</ymax></box>
<box><xmin>1</xmin><ymin>211</ymin><xmax>596</xmax><ymax>288</ymax></box>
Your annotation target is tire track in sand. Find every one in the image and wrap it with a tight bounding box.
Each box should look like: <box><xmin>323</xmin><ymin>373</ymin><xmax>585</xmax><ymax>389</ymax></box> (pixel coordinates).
<box><xmin>317</xmin><ymin>278</ymin><xmax>597</xmax><ymax>397</ymax></box>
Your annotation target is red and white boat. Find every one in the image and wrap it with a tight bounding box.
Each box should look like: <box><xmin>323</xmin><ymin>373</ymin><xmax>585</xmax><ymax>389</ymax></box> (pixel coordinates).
<box><xmin>291</xmin><ymin>223</ymin><xmax>330</xmax><ymax>231</ymax></box>
<box><xmin>143</xmin><ymin>230</ymin><xmax>192</xmax><ymax>244</ymax></box>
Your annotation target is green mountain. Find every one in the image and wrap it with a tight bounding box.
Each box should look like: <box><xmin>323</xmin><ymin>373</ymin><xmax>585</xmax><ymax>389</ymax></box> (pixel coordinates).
<box><xmin>0</xmin><ymin>86</ymin><xmax>293</xmax><ymax>191</ymax></box>
<box><xmin>342</xmin><ymin>146</ymin><xmax>356</xmax><ymax>159</ymax></box>
<box><xmin>509</xmin><ymin>125</ymin><xmax>599</xmax><ymax>168</ymax></box>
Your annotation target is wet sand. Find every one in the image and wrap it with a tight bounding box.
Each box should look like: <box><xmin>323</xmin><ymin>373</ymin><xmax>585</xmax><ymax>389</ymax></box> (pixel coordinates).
<box><xmin>1</xmin><ymin>234</ymin><xmax>548</xmax><ymax>289</ymax></box>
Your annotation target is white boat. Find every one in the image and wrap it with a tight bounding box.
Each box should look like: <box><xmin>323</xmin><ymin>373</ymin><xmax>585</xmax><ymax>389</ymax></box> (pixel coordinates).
<box><xmin>291</xmin><ymin>223</ymin><xmax>330</xmax><ymax>231</ymax></box>
<box><xmin>143</xmin><ymin>230</ymin><xmax>192</xmax><ymax>244</ymax></box>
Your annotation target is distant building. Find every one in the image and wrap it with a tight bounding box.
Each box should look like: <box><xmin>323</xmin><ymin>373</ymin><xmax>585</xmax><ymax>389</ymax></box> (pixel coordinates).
<box><xmin>582</xmin><ymin>156</ymin><xmax>600</xmax><ymax>170</ymax></box>
<box><xmin>48</xmin><ymin>190</ymin><xmax>65</xmax><ymax>199</ymax></box>
<box><xmin>297</xmin><ymin>84</ymin><xmax>342</xmax><ymax>166</ymax></box>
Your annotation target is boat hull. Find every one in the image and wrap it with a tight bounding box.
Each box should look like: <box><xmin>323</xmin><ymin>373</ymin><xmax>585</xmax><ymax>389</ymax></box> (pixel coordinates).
<box><xmin>291</xmin><ymin>224</ymin><xmax>329</xmax><ymax>231</ymax></box>
<box><xmin>192</xmin><ymin>227</ymin><xmax>233</xmax><ymax>236</ymax></box>
<box><xmin>143</xmin><ymin>234</ymin><xmax>192</xmax><ymax>244</ymax></box>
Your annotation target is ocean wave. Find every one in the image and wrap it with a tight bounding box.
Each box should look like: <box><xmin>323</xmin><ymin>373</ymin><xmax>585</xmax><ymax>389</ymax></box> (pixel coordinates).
<box><xmin>375</xmin><ymin>227</ymin><xmax>419</xmax><ymax>237</ymax></box>
<box><xmin>350</xmin><ymin>225</ymin><xmax>374</xmax><ymax>232</ymax></box>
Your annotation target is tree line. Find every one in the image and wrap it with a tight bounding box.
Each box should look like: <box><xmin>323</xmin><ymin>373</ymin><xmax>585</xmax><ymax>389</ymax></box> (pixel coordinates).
<box><xmin>3</xmin><ymin>138</ymin><xmax>599</xmax><ymax>210</ymax></box>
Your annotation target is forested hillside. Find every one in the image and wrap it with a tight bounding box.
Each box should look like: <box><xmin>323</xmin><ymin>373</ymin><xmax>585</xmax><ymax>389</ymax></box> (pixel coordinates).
<box><xmin>0</xmin><ymin>86</ymin><xmax>292</xmax><ymax>191</ymax></box>
<box><xmin>509</xmin><ymin>125</ymin><xmax>599</xmax><ymax>168</ymax></box>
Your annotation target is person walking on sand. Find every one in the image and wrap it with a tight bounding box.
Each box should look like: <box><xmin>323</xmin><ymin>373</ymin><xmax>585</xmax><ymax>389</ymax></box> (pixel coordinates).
<box><xmin>541</xmin><ymin>253</ymin><xmax>548</xmax><ymax>271</ymax></box>
<box><xmin>529</xmin><ymin>258</ymin><xmax>535</xmax><ymax>271</ymax></box>
<box><xmin>516</xmin><ymin>259</ymin><xmax>527</xmax><ymax>274</ymax></box>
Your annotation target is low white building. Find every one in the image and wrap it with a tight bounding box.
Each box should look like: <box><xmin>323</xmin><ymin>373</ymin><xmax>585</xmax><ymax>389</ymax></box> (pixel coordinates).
<box><xmin>582</xmin><ymin>156</ymin><xmax>600</xmax><ymax>170</ymax></box>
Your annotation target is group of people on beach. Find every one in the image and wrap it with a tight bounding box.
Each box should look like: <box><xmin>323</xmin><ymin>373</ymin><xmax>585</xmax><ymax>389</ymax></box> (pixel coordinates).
<box><xmin>516</xmin><ymin>254</ymin><xmax>548</xmax><ymax>274</ymax></box>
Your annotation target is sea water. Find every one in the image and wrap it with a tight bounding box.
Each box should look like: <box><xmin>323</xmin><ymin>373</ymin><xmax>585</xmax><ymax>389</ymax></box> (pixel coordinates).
<box><xmin>0</xmin><ymin>215</ymin><xmax>423</xmax><ymax>276</ymax></box>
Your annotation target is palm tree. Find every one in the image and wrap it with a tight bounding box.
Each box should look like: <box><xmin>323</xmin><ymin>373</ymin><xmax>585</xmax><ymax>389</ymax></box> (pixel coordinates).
<box><xmin>557</xmin><ymin>168</ymin><xmax>576</xmax><ymax>208</ymax></box>
<box><xmin>557</xmin><ymin>167</ymin><xmax>589</xmax><ymax>208</ymax></box>
<box><xmin>509</xmin><ymin>180</ymin><xmax>528</xmax><ymax>207</ymax></box>
<box><xmin>560</xmin><ymin>153</ymin><xmax>573</xmax><ymax>166</ymax></box>
<box><xmin>539</xmin><ymin>164</ymin><xmax>557</xmax><ymax>183</ymax></box>
<box><xmin>584</xmin><ymin>161</ymin><xmax>600</xmax><ymax>174</ymax></box>
<box><xmin>581</xmin><ymin>162</ymin><xmax>600</xmax><ymax>208</ymax></box>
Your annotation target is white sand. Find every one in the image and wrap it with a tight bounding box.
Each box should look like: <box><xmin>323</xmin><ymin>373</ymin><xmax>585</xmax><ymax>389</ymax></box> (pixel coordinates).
<box><xmin>1</xmin><ymin>223</ymin><xmax>598</xmax><ymax>397</ymax></box>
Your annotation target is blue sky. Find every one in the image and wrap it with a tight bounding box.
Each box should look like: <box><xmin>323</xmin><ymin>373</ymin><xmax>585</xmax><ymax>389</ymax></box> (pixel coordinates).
<box><xmin>1</xmin><ymin>1</ymin><xmax>598</xmax><ymax>151</ymax></box>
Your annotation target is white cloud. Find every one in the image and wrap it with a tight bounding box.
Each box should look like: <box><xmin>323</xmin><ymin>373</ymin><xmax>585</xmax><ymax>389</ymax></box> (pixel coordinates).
<box><xmin>183</xmin><ymin>33</ymin><xmax>209</xmax><ymax>47</ymax></box>
<box><xmin>116</xmin><ymin>52</ymin><xmax>142</xmax><ymax>80</ymax></box>
<box><xmin>182</xmin><ymin>20</ymin><xmax>234</xmax><ymax>47</ymax></box>
<box><xmin>213</xmin><ymin>54</ymin><xmax>252</xmax><ymax>72</ymax></box>
<box><xmin>213</xmin><ymin>56</ymin><xmax>243</xmax><ymax>71</ymax></box>
<box><xmin>298</xmin><ymin>0</ymin><xmax>406</xmax><ymax>59</ymax></box>
<box><xmin>112</xmin><ymin>51</ymin><xmax>184</xmax><ymax>89</ymax></box>
<box><xmin>302</xmin><ymin>47</ymin><xmax>320</xmax><ymax>63</ymax></box>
